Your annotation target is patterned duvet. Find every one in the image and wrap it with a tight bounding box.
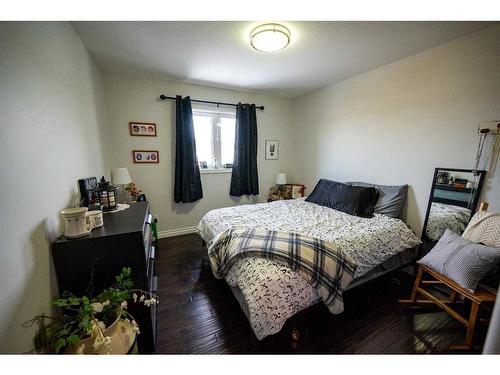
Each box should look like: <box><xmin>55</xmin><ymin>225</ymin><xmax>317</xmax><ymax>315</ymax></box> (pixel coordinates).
<box><xmin>198</xmin><ymin>198</ymin><xmax>420</xmax><ymax>339</ymax></box>
<box><xmin>425</xmin><ymin>202</ymin><xmax>471</xmax><ymax>241</ymax></box>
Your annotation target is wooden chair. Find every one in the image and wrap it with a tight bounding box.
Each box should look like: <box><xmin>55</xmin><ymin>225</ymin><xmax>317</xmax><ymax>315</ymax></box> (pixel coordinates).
<box><xmin>400</xmin><ymin>264</ymin><xmax>496</xmax><ymax>350</ymax></box>
<box><xmin>400</xmin><ymin>202</ymin><xmax>498</xmax><ymax>350</ymax></box>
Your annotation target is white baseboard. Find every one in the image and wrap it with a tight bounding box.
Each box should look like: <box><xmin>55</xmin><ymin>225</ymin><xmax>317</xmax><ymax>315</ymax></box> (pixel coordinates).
<box><xmin>157</xmin><ymin>226</ymin><xmax>198</xmax><ymax>239</ymax></box>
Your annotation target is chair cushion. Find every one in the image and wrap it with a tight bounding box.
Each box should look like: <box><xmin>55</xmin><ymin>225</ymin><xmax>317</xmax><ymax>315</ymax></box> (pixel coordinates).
<box><xmin>347</xmin><ymin>181</ymin><xmax>408</xmax><ymax>219</ymax></box>
<box><xmin>418</xmin><ymin>229</ymin><xmax>500</xmax><ymax>292</ymax></box>
<box><xmin>305</xmin><ymin>179</ymin><xmax>379</xmax><ymax>218</ymax></box>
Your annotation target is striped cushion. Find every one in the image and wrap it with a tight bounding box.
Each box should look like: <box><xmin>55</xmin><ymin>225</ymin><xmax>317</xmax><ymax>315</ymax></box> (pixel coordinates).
<box><xmin>462</xmin><ymin>211</ymin><xmax>500</xmax><ymax>249</ymax></box>
<box><xmin>418</xmin><ymin>229</ymin><xmax>500</xmax><ymax>292</ymax></box>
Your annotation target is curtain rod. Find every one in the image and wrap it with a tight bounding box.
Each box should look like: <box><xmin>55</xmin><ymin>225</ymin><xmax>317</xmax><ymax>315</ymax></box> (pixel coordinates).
<box><xmin>159</xmin><ymin>95</ymin><xmax>264</xmax><ymax>111</ymax></box>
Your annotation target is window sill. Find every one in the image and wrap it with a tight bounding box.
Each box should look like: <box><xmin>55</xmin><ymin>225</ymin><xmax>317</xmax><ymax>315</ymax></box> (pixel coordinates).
<box><xmin>200</xmin><ymin>168</ymin><xmax>232</xmax><ymax>175</ymax></box>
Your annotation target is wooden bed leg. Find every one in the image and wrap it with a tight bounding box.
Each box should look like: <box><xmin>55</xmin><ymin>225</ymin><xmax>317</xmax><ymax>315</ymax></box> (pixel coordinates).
<box><xmin>291</xmin><ymin>327</ymin><xmax>301</xmax><ymax>342</ymax></box>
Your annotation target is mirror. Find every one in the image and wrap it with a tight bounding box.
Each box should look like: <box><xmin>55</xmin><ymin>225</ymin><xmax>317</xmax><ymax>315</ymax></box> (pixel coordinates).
<box><xmin>422</xmin><ymin>168</ymin><xmax>486</xmax><ymax>244</ymax></box>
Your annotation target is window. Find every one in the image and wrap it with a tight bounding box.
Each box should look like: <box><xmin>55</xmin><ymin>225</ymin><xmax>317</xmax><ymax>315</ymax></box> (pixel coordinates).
<box><xmin>193</xmin><ymin>108</ymin><xmax>236</xmax><ymax>170</ymax></box>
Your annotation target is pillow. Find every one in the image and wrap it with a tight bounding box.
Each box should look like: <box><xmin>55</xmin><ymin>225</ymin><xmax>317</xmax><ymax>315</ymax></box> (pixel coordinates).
<box><xmin>305</xmin><ymin>179</ymin><xmax>379</xmax><ymax>218</ymax></box>
<box><xmin>347</xmin><ymin>181</ymin><xmax>408</xmax><ymax>219</ymax></box>
<box><xmin>418</xmin><ymin>229</ymin><xmax>500</xmax><ymax>292</ymax></box>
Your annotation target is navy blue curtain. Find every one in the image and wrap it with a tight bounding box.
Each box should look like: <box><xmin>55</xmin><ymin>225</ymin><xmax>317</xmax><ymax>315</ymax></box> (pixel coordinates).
<box><xmin>230</xmin><ymin>103</ymin><xmax>259</xmax><ymax>196</ymax></box>
<box><xmin>174</xmin><ymin>96</ymin><xmax>203</xmax><ymax>203</ymax></box>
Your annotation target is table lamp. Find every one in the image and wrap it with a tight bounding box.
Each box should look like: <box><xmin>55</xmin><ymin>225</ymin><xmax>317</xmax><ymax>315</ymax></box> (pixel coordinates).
<box><xmin>275</xmin><ymin>173</ymin><xmax>287</xmax><ymax>185</ymax></box>
<box><xmin>112</xmin><ymin>168</ymin><xmax>132</xmax><ymax>204</ymax></box>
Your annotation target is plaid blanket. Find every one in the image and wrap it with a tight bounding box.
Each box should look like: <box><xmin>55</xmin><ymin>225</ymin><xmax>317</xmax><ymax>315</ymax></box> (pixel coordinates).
<box><xmin>208</xmin><ymin>228</ymin><xmax>357</xmax><ymax>314</ymax></box>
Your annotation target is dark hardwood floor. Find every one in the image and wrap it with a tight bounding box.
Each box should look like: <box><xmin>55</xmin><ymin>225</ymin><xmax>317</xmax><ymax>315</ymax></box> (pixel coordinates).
<box><xmin>156</xmin><ymin>233</ymin><xmax>484</xmax><ymax>354</ymax></box>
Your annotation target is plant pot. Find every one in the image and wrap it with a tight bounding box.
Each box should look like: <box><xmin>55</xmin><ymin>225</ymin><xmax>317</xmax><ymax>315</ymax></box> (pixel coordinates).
<box><xmin>65</xmin><ymin>317</ymin><xmax>136</xmax><ymax>354</ymax></box>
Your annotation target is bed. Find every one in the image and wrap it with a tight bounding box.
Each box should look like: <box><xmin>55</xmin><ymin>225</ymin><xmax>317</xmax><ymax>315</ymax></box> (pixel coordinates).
<box><xmin>198</xmin><ymin>197</ymin><xmax>421</xmax><ymax>340</ymax></box>
<box><xmin>425</xmin><ymin>202</ymin><xmax>471</xmax><ymax>241</ymax></box>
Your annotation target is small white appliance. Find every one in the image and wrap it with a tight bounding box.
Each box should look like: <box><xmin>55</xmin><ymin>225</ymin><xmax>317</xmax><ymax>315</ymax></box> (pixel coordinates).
<box><xmin>86</xmin><ymin>210</ymin><xmax>103</xmax><ymax>229</ymax></box>
<box><xmin>60</xmin><ymin>207</ymin><xmax>91</xmax><ymax>238</ymax></box>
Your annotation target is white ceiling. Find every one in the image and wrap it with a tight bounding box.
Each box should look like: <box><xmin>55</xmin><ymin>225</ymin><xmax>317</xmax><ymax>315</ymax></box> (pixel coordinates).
<box><xmin>72</xmin><ymin>21</ymin><xmax>494</xmax><ymax>98</ymax></box>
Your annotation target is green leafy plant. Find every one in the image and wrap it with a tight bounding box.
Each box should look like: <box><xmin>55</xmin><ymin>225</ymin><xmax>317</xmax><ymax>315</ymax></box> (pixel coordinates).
<box><xmin>24</xmin><ymin>267</ymin><xmax>158</xmax><ymax>354</ymax></box>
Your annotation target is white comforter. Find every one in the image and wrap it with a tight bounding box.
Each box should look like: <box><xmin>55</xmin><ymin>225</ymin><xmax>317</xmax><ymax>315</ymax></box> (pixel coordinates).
<box><xmin>198</xmin><ymin>198</ymin><xmax>420</xmax><ymax>339</ymax></box>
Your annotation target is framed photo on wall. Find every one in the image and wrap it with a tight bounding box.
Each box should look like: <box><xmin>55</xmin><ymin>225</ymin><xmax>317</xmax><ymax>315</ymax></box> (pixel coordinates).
<box><xmin>265</xmin><ymin>140</ymin><xmax>279</xmax><ymax>160</ymax></box>
<box><xmin>129</xmin><ymin>122</ymin><xmax>157</xmax><ymax>137</ymax></box>
<box><xmin>132</xmin><ymin>150</ymin><xmax>159</xmax><ymax>164</ymax></box>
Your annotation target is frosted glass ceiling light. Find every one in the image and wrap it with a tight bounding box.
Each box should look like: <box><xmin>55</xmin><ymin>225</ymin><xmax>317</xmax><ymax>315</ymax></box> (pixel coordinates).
<box><xmin>250</xmin><ymin>23</ymin><xmax>290</xmax><ymax>52</ymax></box>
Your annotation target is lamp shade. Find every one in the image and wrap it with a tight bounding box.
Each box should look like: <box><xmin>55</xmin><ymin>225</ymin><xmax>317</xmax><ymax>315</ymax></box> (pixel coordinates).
<box><xmin>275</xmin><ymin>173</ymin><xmax>287</xmax><ymax>185</ymax></box>
<box><xmin>112</xmin><ymin>168</ymin><xmax>131</xmax><ymax>185</ymax></box>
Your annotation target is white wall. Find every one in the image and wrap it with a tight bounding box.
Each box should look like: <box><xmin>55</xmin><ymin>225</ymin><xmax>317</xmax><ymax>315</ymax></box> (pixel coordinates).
<box><xmin>103</xmin><ymin>74</ymin><xmax>294</xmax><ymax>233</ymax></box>
<box><xmin>289</xmin><ymin>25</ymin><xmax>500</xmax><ymax>236</ymax></box>
<box><xmin>0</xmin><ymin>22</ymin><xmax>111</xmax><ymax>352</ymax></box>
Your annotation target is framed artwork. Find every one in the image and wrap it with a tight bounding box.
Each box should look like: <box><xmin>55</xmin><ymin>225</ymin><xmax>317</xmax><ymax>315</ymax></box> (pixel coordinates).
<box><xmin>133</xmin><ymin>150</ymin><xmax>159</xmax><ymax>164</ymax></box>
<box><xmin>265</xmin><ymin>140</ymin><xmax>279</xmax><ymax>160</ymax></box>
<box><xmin>129</xmin><ymin>122</ymin><xmax>157</xmax><ymax>137</ymax></box>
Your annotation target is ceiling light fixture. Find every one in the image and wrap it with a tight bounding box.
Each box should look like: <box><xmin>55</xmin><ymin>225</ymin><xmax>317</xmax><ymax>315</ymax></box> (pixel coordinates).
<box><xmin>250</xmin><ymin>23</ymin><xmax>290</xmax><ymax>52</ymax></box>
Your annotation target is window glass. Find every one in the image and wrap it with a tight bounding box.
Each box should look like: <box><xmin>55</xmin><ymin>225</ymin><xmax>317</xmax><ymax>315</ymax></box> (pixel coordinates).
<box><xmin>219</xmin><ymin>117</ymin><xmax>235</xmax><ymax>165</ymax></box>
<box><xmin>193</xmin><ymin>115</ymin><xmax>213</xmax><ymax>166</ymax></box>
<box><xmin>192</xmin><ymin>111</ymin><xmax>235</xmax><ymax>168</ymax></box>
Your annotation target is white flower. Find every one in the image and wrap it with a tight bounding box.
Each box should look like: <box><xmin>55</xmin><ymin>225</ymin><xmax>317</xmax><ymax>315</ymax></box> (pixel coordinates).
<box><xmin>89</xmin><ymin>320</ymin><xmax>106</xmax><ymax>337</ymax></box>
<box><xmin>131</xmin><ymin>320</ymin><xmax>140</xmax><ymax>335</ymax></box>
<box><xmin>91</xmin><ymin>302</ymin><xmax>104</xmax><ymax>313</ymax></box>
<box><xmin>121</xmin><ymin>300</ymin><xmax>128</xmax><ymax>309</ymax></box>
<box><xmin>132</xmin><ymin>293</ymin><xmax>138</xmax><ymax>303</ymax></box>
<box><xmin>93</xmin><ymin>337</ymin><xmax>103</xmax><ymax>351</ymax></box>
<box><xmin>102</xmin><ymin>300</ymin><xmax>110</xmax><ymax>306</ymax></box>
<box><xmin>139</xmin><ymin>295</ymin><xmax>145</xmax><ymax>302</ymax></box>
<box><xmin>96</xmin><ymin>320</ymin><xmax>106</xmax><ymax>332</ymax></box>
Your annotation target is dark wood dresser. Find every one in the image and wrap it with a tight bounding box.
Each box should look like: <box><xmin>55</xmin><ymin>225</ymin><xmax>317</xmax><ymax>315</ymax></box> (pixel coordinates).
<box><xmin>52</xmin><ymin>202</ymin><xmax>157</xmax><ymax>353</ymax></box>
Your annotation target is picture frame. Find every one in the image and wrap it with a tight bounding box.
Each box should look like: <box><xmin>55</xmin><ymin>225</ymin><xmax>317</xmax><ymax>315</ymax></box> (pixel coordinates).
<box><xmin>132</xmin><ymin>150</ymin><xmax>159</xmax><ymax>164</ymax></box>
<box><xmin>129</xmin><ymin>122</ymin><xmax>157</xmax><ymax>137</ymax></box>
<box><xmin>265</xmin><ymin>140</ymin><xmax>279</xmax><ymax>160</ymax></box>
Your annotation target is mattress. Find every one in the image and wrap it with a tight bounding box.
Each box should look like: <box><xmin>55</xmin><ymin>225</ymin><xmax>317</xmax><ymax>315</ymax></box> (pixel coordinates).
<box><xmin>198</xmin><ymin>198</ymin><xmax>421</xmax><ymax>339</ymax></box>
<box><xmin>425</xmin><ymin>202</ymin><xmax>471</xmax><ymax>241</ymax></box>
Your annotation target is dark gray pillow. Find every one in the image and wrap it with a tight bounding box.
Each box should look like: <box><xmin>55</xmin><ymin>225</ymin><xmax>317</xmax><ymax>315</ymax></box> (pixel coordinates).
<box><xmin>418</xmin><ymin>229</ymin><xmax>500</xmax><ymax>292</ymax></box>
<box><xmin>305</xmin><ymin>179</ymin><xmax>379</xmax><ymax>218</ymax></box>
<box><xmin>347</xmin><ymin>181</ymin><xmax>408</xmax><ymax>219</ymax></box>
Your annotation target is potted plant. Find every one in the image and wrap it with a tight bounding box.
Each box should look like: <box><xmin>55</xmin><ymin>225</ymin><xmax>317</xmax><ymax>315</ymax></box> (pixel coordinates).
<box><xmin>24</xmin><ymin>267</ymin><xmax>158</xmax><ymax>354</ymax></box>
